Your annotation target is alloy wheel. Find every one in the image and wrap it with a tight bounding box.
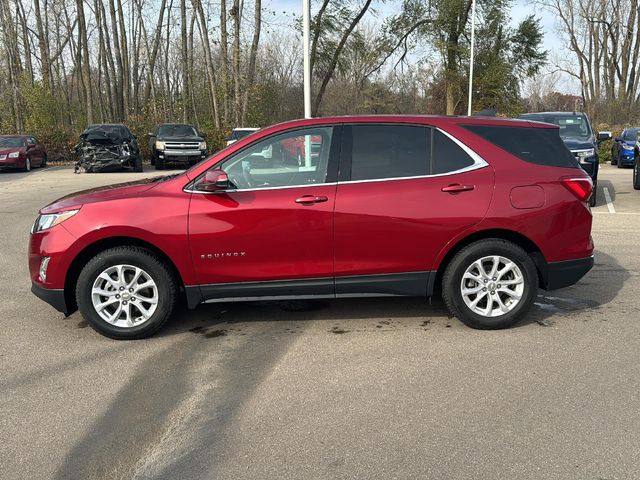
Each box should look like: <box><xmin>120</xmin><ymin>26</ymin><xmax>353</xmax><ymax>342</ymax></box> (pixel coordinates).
<box><xmin>91</xmin><ymin>264</ymin><xmax>159</xmax><ymax>328</ymax></box>
<box><xmin>460</xmin><ymin>255</ymin><xmax>525</xmax><ymax>318</ymax></box>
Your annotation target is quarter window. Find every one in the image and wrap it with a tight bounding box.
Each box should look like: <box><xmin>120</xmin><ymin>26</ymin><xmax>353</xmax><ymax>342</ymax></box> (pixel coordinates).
<box><xmin>349</xmin><ymin>125</ymin><xmax>430</xmax><ymax>180</ymax></box>
<box><xmin>462</xmin><ymin>124</ymin><xmax>578</xmax><ymax>168</ymax></box>
<box><xmin>218</xmin><ymin>127</ymin><xmax>333</xmax><ymax>190</ymax></box>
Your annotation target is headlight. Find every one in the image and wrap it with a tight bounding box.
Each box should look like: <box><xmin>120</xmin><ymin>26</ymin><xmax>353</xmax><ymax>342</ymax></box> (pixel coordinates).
<box><xmin>199</xmin><ymin>141</ymin><xmax>207</xmax><ymax>150</ymax></box>
<box><xmin>622</xmin><ymin>144</ymin><xmax>634</xmax><ymax>151</ymax></box>
<box><xmin>31</xmin><ymin>209</ymin><xmax>79</xmax><ymax>233</ymax></box>
<box><xmin>575</xmin><ymin>148</ymin><xmax>595</xmax><ymax>158</ymax></box>
<box><xmin>155</xmin><ymin>141</ymin><xmax>165</xmax><ymax>150</ymax></box>
<box><xmin>8</xmin><ymin>151</ymin><xmax>20</xmax><ymax>158</ymax></box>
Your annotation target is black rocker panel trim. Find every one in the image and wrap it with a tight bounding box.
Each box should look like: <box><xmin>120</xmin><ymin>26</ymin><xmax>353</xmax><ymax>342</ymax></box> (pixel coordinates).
<box><xmin>185</xmin><ymin>271</ymin><xmax>436</xmax><ymax>308</ymax></box>
<box><xmin>335</xmin><ymin>271</ymin><xmax>433</xmax><ymax>297</ymax></box>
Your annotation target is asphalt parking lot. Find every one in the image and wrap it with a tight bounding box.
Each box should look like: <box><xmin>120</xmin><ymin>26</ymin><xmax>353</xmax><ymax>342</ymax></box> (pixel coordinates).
<box><xmin>1</xmin><ymin>163</ymin><xmax>639</xmax><ymax>479</ymax></box>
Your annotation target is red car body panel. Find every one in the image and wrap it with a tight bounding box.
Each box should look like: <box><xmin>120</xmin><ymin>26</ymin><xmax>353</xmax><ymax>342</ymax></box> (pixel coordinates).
<box><xmin>333</xmin><ymin>167</ymin><xmax>495</xmax><ymax>276</ymax></box>
<box><xmin>188</xmin><ymin>184</ymin><xmax>337</xmax><ymax>284</ymax></box>
<box><xmin>28</xmin><ymin>115</ymin><xmax>594</xmax><ymax>314</ymax></box>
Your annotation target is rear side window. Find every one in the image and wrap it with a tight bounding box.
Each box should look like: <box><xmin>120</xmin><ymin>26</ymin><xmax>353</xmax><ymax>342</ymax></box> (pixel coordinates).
<box><xmin>350</xmin><ymin>125</ymin><xmax>430</xmax><ymax>180</ymax></box>
<box><xmin>463</xmin><ymin>125</ymin><xmax>578</xmax><ymax>168</ymax></box>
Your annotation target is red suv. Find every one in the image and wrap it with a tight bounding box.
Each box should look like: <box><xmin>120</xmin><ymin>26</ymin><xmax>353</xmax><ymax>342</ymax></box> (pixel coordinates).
<box><xmin>29</xmin><ymin>116</ymin><xmax>594</xmax><ymax>339</ymax></box>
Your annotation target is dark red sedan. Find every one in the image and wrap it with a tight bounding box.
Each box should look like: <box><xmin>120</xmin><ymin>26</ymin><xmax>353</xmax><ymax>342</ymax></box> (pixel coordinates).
<box><xmin>0</xmin><ymin>135</ymin><xmax>47</xmax><ymax>171</ymax></box>
<box><xmin>29</xmin><ymin>115</ymin><xmax>594</xmax><ymax>339</ymax></box>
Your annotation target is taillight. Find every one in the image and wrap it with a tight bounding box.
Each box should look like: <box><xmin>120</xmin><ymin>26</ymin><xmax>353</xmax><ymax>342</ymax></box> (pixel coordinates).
<box><xmin>560</xmin><ymin>176</ymin><xmax>593</xmax><ymax>202</ymax></box>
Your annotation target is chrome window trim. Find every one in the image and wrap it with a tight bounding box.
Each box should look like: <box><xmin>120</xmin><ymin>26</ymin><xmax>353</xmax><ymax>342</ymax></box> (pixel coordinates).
<box><xmin>184</xmin><ymin>126</ymin><xmax>489</xmax><ymax>194</ymax></box>
<box><xmin>184</xmin><ymin>181</ymin><xmax>337</xmax><ymax>194</ymax></box>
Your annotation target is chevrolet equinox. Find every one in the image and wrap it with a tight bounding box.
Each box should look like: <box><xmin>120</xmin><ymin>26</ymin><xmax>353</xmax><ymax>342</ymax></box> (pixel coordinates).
<box><xmin>29</xmin><ymin>116</ymin><xmax>595</xmax><ymax>339</ymax></box>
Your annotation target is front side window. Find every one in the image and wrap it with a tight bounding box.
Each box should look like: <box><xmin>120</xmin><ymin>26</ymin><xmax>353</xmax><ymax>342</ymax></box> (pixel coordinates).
<box><xmin>217</xmin><ymin>127</ymin><xmax>333</xmax><ymax>190</ymax></box>
<box><xmin>350</xmin><ymin>125</ymin><xmax>430</xmax><ymax>180</ymax></box>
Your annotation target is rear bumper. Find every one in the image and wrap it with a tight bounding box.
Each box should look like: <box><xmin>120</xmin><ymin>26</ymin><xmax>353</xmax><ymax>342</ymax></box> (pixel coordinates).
<box><xmin>540</xmin><ymin>255</ymin><xmax>594</xmax><ymax>290</ymax></box>
<box><xmin>31</xmin><ymin>282</ymin><xmax>71</xmax><ymax>315</ymax></box>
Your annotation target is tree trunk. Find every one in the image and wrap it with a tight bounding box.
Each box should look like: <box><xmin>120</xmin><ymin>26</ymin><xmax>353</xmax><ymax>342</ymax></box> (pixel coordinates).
<box><xmin>76</xmin><ymin>0</ymin><xmax>94</xmax><ymax>124</ymax></box>
<box><xmin>192</xmin><ymin>0</ymin><xmax>221</xmax><ymax>128</ymax></box>
<box><xmin>242</xmin><ymin>0</ymin><xmax>262</xmax><ymax>123</ymax></box>
<box><xmin>180</xmin><ymin>0</ymin><xmax>190</xmax><ymax>123</ymax></box>
<box><xmin>34</xmin><ymin>0</ymin><xmax>52</xmax><ymax>91</ymax></box>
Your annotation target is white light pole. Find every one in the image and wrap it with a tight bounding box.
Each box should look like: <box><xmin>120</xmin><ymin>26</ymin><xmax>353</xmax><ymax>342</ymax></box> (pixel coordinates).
<box><xmin>303</xmin><ymin>0</ymin><xmax>312</xmax><ymax>119</ymax></box>
<box><xmin>467</xmin><ymin>0</ymin><xmax>476</xmax><ymax>116</ymax></box>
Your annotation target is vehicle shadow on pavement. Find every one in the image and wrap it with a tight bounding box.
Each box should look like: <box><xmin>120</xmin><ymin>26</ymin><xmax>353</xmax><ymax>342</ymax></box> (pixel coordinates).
<box><xmin>161</xmin><ymin>249</ymin><xmax>626</xmax><ymax>336</ymax></box>
<box><xmin>598</xmin><ymin>178</ymin><xmax>617</xmax><ymax>204</ymax></box>
<box><xmin>56</xmin><ymin>305</ymin><xmax>308</xmax><ymax>479</ymax></box>
<box><xmin>523</xmin><ymin>250</ymin><xmax>628</xmax><ymax>328</ymax></box>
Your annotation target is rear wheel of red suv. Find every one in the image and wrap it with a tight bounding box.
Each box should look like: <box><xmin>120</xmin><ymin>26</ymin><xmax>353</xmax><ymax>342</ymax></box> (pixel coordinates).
<box><xmin>442</xmin><ymin>239</ymin><xmax>538</xmax><ymax>329</ymax></box>
<box><xmin>76</xmin><ymin>246</ymin><xmax>177</xmax><ymax>339</ymax></box>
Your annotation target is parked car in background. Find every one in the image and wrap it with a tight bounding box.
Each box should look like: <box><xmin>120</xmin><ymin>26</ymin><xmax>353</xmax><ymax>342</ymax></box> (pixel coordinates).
<box><xmin>518</xmin><ymin>112</ymin><xmax>610</xmax><ymax>207</ymax></box>
<box><xmin>0</xmin><ymin>135</ymin><xmax>47</xmax><ymax>172</ymax></box>
<box><xmin>611</xmin><ymin>127</ymin><xmax>639</xmax><ymax>167</ymax></box>
<box><xmin>633</xmin><ymin>142</ymin><xmax>640</xmax><ymax>190</ymax></box>
<box><xmin>74</xmin><ymin>124</ymin><xmax>142</xmax><ymax>173</ymax></box>
<box><xmin>148</xmin><ymin>123</ymin><xmax>207</xmax><ymax>170</ymax></box>
<box><xmin>226</xmin><ymin>127</ymin><xmax>259</xmax><ymax>146</ymax></box>
<box><xmin>29</xmin><ymin>115</ymin><xmax>595</xmax><ymax>339</ymax></box>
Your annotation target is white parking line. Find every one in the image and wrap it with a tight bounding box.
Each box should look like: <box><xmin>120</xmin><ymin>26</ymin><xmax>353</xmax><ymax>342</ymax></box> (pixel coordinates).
<box><xmin>603</xmin><ymin>187</ymin><xmax>616</xmax><ymax>213</ymax></box>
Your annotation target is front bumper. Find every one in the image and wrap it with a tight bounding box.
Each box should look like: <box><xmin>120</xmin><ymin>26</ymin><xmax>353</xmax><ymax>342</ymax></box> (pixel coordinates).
<box><xmin>158</xmin><ymin>150</ymin><xmax>207</xmax><ymax>164</ymax></box>
<box><xmin>31</xmin><ymin>282</ymin><xmax>71</xmax><ymax>315</ymax></box>
<box><xmin>620</xmin><ymin>152</ymin><xmax>635</xmax><ymax>165</ymax></box>
<box><xmin>539</xmin><ymin>255</ymin><xmax>594</xmax><ymax>290</ymax></box>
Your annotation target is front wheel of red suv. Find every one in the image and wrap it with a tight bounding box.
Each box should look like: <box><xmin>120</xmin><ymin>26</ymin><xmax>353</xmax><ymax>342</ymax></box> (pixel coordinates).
<box><xmin>442</xmin><ymin>239</ymin><xmax>538</xmax><ymax>330</ymax></box>
<box><xmin>76</xmin><ymin>246</ymin><xmax>177</xmax><ymax>339</ymax></box>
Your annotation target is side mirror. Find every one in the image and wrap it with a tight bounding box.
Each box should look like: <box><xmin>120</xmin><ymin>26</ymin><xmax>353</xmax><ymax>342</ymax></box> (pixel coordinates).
<box><xmin>198</xmin><ymin>170</ymin><xmax>229</xmax><ymax>191</ymax></box>
<box><xmin>597</xmin><ymin>131</ymin><xmax>612</xmax><ymax>142</ymax></box>
<box><xmin>614</xmin><ymin>137</ymin><xmax>621</xmax><ymax>142</ymax></box>
<box><xmin>200</xmin><ymin>132</ymin><xmax>207</xmax><ymax>139</ymax></box>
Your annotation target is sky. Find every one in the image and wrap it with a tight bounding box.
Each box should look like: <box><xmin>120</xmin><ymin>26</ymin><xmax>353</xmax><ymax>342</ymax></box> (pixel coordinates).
<box><xmin>265</xmin><ymin>0</ymin><xmax>577</xmax><ymax>94</ymax></box>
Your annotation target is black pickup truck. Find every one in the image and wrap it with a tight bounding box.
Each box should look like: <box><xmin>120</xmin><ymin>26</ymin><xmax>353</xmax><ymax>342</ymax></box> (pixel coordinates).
<box><xmin>148</xmin><ymin>123</ymin><xmax>208</xmax><ymax>170</ymax></box>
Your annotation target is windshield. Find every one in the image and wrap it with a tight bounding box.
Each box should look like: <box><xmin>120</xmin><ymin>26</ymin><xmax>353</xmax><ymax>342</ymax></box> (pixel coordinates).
<box><xmin>230</xmin><ymin>129</ymin><xmax>256</xmax><ymax>141</ymax></box>
<box><xmin>622</xmin><ymin>128</ymin><xmax>640</xmax><ymax>141</ymax></box>
<box><xmin>0</xmin><ymin>137</ymin><xmax>25</xmax><ymax>148</ymax></box>
<box><xmin>158</xmin><ymin>125</ymin><xmax>197</xmax><ymax>137</ymax></box>
<box><xmin>521</xmin><ymin>114</ymin><xmax>592</xmax><ymax>140</ymax></box>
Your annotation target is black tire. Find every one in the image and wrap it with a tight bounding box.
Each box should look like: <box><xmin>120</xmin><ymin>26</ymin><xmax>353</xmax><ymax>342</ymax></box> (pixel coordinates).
<box><xmin>155</xmin><ymin>153</ymin><xmax>165</xmax><ymax>170</ymax></box>
<box><xmin>76</xmin><ymin>246</ymin><xmax>177</xmax><ymax>339</ymax></box>
<box><xmin>133</xmin><ymin>155</ymin><xmax>143</xmax><ymax>172</ymax></box>
<box><xmin>24</xmin><ymin>156</ymin><xmax>31</xmax><ymax>172</ymax></box>
<box><xmin>617</xmin><ymin>155</ymin><xmax>622</xmax><ymax>168</ymax></box>
<box><xmin>150</xmin><ymin>150</ymin><xmax>156</xmax><ymax>166</ymax></box>
<box><xmin>634</xmin><ymin>159</ymin><xmax>640</xmax><ymax>190</ymax></box>
<box><xmin>611</xmin><ymin>149</ymin><xmax>617</xmax><ymax>165</ymax></box>
<box><xmin>41</xmin><ymin>154</ymin><xmax>48</xmax><ymax>168</ymax></box>
<box><xmin>442</xmin><ymin>239</ymin><xmax>538</xmax><ymax>330</ymax></box>
<box><xmin>590</xmin><ymin>181</ymin><xmax>597</xmax><ymax>207</ymax></box>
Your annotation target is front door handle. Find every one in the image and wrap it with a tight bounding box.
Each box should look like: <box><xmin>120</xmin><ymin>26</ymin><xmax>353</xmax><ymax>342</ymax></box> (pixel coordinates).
<box><xmin>295</xmin><ymin>195</ymin><xmax>328</xmax><ymax>205</ymax></box>
<box><xmin>441</xmin><ymin>184</ymin><xmax>475</xmax><ymax>193</ymax></box>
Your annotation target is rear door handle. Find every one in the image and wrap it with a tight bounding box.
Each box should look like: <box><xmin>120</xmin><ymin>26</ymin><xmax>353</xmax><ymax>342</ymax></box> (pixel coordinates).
<box><xmin>441</xmin><ymin>184</ymin><xmax>475</xmax><ymax>193</ymax></box>
<box><xmin>295</xmin><ymin>195</ymin><xmax>328</xmax><ymax>205</ymax></box>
